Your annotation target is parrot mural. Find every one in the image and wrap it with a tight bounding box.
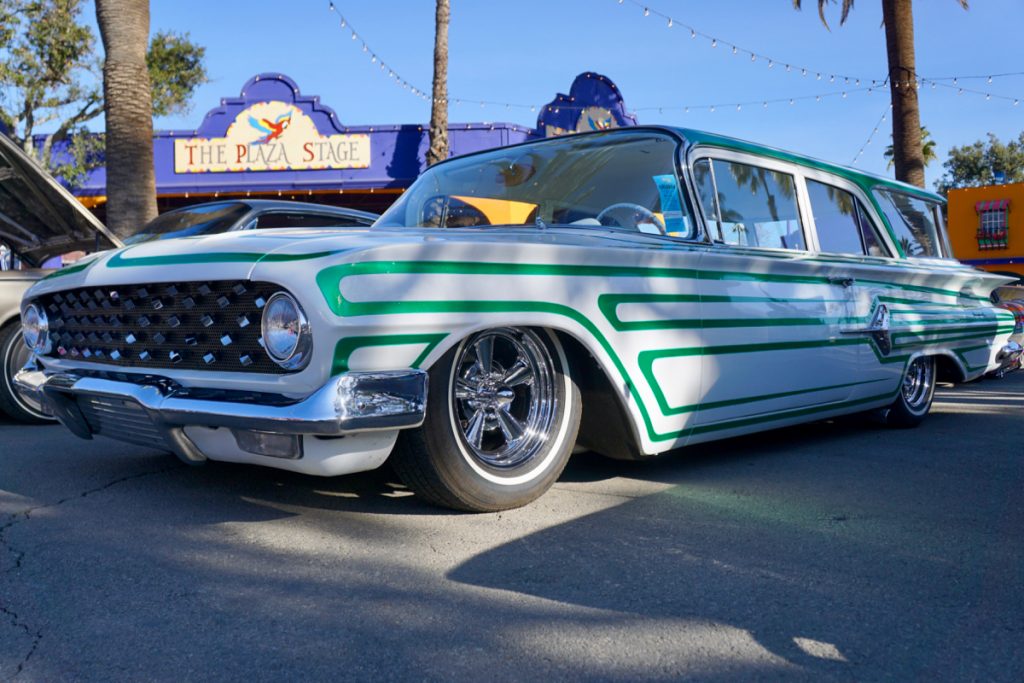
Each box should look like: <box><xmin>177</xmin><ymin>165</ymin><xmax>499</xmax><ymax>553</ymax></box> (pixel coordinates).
<box><xmin>248</xmin><ymin>112</ymin><xmax>292</xmax><ymax>144</ymax></box>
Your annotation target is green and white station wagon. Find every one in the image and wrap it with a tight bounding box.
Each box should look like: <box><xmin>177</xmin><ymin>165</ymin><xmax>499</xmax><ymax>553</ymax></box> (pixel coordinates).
<box><xmin>16</xmin><ymin>127</ymin><xmax>1022</xmax><ymax>511</ymax></box>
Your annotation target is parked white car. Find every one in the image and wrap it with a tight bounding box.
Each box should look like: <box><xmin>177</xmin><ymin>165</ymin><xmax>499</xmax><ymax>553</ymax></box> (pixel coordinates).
<box><xmin>16</xmin><ymin>127</ymin><xmax>1020</xmax><ymax>510</ymax></box>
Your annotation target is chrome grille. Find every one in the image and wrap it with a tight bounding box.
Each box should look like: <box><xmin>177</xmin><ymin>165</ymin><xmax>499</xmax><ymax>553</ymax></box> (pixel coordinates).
<box><xmin>77</xmin><ymin>395</ymin><xmax>165</xmax><ymax>448</ymax></box>
<box><xmin>37</xmin><ymin>280</ymin><xmax>286</xmax><ymax>373</ymax></box>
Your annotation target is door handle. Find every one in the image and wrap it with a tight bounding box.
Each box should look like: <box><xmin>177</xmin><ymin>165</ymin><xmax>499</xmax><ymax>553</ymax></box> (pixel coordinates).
<box><xmin>827</xmin><ymin>276</ymin><xmax>856</xmax><ymax>288</ymax></box>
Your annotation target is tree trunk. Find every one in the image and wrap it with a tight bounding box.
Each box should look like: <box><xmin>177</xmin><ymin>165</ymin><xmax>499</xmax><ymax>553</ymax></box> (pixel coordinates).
<box><xmin>426</xmin><ymin>0</ymin><xmax>449</xmax><ymax>166</ymax></box>
<box><xmin>96</xmin><ymin>0</ymin><xmax>158</xmax><ymax>237</ymax></box>
<box><xmin>882</xmin><ymin>0</ymin><xmax>925</xmax><ymax>188</ymax></box>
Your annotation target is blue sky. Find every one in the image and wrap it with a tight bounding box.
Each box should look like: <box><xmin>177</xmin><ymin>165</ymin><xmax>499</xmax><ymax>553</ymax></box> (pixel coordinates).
<box><xmin>85</xmin><ymin>0</ymin><xmax>1022</xmax><ymax>190</ymax></box>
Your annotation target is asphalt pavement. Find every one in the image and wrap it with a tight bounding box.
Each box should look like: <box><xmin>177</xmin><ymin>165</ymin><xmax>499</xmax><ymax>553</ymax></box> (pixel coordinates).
<box><xmin>1</xmin><ymin>373</ymin><xmax>1022</xmax><ymax>681</ymax></box>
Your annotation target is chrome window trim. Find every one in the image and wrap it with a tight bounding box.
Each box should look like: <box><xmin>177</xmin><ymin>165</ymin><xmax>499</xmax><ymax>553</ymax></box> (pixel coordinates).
<box><xmin>673</xmin><ymin>145</ymin><xmax>714</xmax><ymax>244</ymax></box>
<box><xmin>684</xmin><ymin>146</ymin><xmax>813</xmax><ymax>254</ymax></box>
<box><xmin>796</xmin><ymin>167</ymin><xmax>898</xmax><ymax>259</ymax></box>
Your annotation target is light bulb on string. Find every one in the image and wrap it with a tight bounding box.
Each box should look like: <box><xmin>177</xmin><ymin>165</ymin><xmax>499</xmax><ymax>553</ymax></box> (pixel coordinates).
<box><xmin>667</xmin><ymin>17</ymin><xmax>672</xmax><ymax>27</ymax></box>
<box><xmin>643</xmin><ymin>7</ymin><xmax>650</xmax><ymax>16</ymax></box>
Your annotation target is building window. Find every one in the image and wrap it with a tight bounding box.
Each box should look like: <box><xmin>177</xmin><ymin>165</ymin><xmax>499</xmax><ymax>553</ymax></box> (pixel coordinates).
<box><xmin>976</xmin><ymin>199</ymin><xmax>1009</xmax><ymax>250</ymax></box>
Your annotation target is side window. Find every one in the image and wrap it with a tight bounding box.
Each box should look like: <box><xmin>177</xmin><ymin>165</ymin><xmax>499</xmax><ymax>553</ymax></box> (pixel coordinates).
<box><xmin>872</xmin><ymin>189</ymin><xmax>946</xmax><ymax>258</ymax></box>
<box><xmin>693</xmin><ymin>158</ymin><xmax>805</xmax><ymax>250</ymax></box>
<box><xmin>256</xmin><ymin>212</ymin><xmax>362</xmax><ymax>229</ymax></box>
<box><xmin>806</xmin><ymin>179</ymin><xmax>888</xmax><ymax>257</ymax></box>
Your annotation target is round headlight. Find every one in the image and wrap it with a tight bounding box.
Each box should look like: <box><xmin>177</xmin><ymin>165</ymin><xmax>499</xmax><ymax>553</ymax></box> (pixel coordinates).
<box><xmin>261</xmin><ymin>292</ymin><xmax>311</xmax><ymax>369</ymax></box>
<box><xmin>21</xmin><ymin>303</ymin><xmax>49</xmax><ymax>354</ymax></box>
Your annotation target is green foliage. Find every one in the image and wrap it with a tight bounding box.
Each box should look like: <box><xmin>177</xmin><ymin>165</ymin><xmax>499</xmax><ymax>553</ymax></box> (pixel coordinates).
<box><xmin>51</xmin><ymin>128</ymin><xmax>105</xmax><ymax>189</ymax></box>
<box><xmin>148</xmin><ymin>31</ymin><xmax>207</xmax><ymax>118</ymax></box>
<box><xmin>0</xmin><ymin>0</ymin><xmax>100</xmax><ymax>154</ymax></box>
<box><xmin>936</xmin><ymin>132</ymin><xmax>1024</xmax><ymax>194</ymax></box>
<box><xmin>0</xmin><ymin>0</ymin><xmax>205</xmax><ymax>189</ymax></box>
<box><xmin>884</xmin><ymin>126</ymin><xmax>937</xmax><ymax>170</ymax></box>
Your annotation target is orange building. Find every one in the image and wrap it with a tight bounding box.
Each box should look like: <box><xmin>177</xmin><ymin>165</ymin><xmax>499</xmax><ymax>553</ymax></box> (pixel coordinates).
<box><xmin>947</xmin><ymin>182</ymin><xmax>1023</xmax><ymax>281</ymax></box>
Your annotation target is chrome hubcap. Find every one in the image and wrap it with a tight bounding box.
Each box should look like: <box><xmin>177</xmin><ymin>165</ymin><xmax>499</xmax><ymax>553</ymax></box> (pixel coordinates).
<box><xmin>901</xmin><ymin>357</ymin><xmax>934</xmax><ymax>411</ymax></box>
<box><xmin>4</xmin><ymin>333</ymin><xmax>49</xmax><ymax>418</ymax></box>
<box><xmin>451</xmin><ymin>328</ymin><xmax>557</xmax><ymax>469</ymax></box>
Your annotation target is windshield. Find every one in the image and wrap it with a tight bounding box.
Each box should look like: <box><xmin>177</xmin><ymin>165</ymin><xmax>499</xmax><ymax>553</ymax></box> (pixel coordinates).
<box><xmin>376</xmin><ymin>131</ymin><xmax>695</xmax><ymax>238</ymax></box>
<box><xmin>124</xmin><ymin>202</ymin><xmax>251</xmax><ymax>244</ymax></box>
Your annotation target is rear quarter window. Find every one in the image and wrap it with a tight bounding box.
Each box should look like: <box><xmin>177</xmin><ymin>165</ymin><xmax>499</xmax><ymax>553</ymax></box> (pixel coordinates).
<box><xmin>872</xmin><ymin>189</ymin><xmax>946</xmax><ymax>258</ymax></box>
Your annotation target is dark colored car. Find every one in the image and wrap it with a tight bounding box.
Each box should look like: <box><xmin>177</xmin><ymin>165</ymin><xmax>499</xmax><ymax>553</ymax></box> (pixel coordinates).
<box><xmin>124</xmin><ymin>200</ymin><xmax>378</xmax><ymax>244</ymax></box>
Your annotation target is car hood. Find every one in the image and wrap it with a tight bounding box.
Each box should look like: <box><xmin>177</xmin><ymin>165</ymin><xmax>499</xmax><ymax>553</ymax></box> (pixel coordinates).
<box><xmin>23</xmin><ymin>224</ymin><xmax>687</xmax><ymax>297</ymax></box>
<box><xmin>0</xmin><ymin>133</ymin><xmax>121</xmax><ymax>266</ymax></box>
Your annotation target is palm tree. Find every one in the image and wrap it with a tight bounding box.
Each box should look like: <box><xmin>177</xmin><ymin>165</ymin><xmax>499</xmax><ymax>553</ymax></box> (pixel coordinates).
<box><xmin>884</xmin><ymin>125</ymin><xmax>936</xmax><ymax>170</ymax></box>
<box><xmin>426</xmin><ymin>0</ymin><xmax>449</xmax><ymax>166</ymax></box>
<box><xmin>95</xmin><ymin>0</ymin><xmax>158</xmax><ymax>236</ymax></box>
<box><xmin>793</xmin><ymin>0</ymin><xmax>968</xmax><ymax>189</ymax></box>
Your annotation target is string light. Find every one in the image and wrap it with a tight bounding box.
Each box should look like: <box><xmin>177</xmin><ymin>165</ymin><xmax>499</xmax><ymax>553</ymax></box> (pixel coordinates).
<box><xmin>850</xmin><ymin>106</ymin><xmax>892</xmax><ymax>166</ymax></box>
<box><xmin>617</xmin><ymin>0</ymin><xmax>872</xmax><ymax>86</ymax></box>
<box><xmin>637</xmin><ymin>85</ymin><xmax>875</xmax><ymax>114</ymax></box>
<box><xmin>922</xmin><ymin>71</ymin><xmax>1024</xmax><ymax>83</ymax></box>
<box><xmin>328</xmin><ymin>2</ymin><xmax>1022</xmax><ymax>124</ymax></box>
<box><xmin>326</xmin><ymin>3</ymin><xmax>537</xmax><ymax>111</ymax></box>
<box><xmin>917</xmin><ymin>76</ymin><xmax>1022</xmax><ymax>105</ymax></box>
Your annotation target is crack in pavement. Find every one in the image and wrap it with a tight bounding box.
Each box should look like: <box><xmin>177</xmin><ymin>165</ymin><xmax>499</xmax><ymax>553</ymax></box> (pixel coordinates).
<box><xmin>0</xmin><ymin>464</ymin><xmax>180</xmax><ymax>679</ymax></box>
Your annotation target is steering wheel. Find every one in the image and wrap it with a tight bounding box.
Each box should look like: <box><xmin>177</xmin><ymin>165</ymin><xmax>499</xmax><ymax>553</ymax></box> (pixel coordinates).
<box><xmin>596</xmin><ymin>203</ymin><xmax>665</xmax><ymax>233</ymax></box>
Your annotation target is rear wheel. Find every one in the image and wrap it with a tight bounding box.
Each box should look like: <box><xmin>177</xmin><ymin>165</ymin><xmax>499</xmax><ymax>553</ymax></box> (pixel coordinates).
<box><xmin>0</xmin><ymin>321</ymin><xmax>52</xmax><ymax>423</ymax></box>
<box><xmin>391</xmin><ymin>327</ymin><xmax>581</xmax><ymax>512</ymax></box>
<box><xmin>884</xmin><ymin>356</ymin><xmax>936</xmax><ymax>428</ymax></box>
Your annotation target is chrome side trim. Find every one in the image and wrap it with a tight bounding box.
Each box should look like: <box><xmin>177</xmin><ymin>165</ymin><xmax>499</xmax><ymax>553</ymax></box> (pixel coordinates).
<box><xmin>14</xmin><ymin>366</ymin><xmax>428</xmax><ymax>464</ymax></box>
<box><xmin>841</xmin><ymin>303</ymin><xmax>892</xmax><ymax>355</ymax></box>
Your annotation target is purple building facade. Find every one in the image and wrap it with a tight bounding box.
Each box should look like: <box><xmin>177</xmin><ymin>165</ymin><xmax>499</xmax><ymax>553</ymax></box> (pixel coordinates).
<box><xmin>67</xmin><ymin>71</ymin><xmax>636</xmax><ymax>216</ymax></box>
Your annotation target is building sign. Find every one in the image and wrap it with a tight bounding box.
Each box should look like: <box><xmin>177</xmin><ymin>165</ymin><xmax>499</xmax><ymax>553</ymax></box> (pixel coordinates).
<box><xmin>174</xmin><ymin>100</ymin><xmax>370</xmax><ymax>173</ymax></box>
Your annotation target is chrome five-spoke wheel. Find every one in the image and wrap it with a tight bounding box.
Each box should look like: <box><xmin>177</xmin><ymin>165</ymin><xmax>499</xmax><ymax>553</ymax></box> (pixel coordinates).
<box><xmin>901</xmin><ymin>356</ymin><xmax>934</xmax><ymax>413</ymax></box>
<box><xmin>886</xmin><ymin>355</ymin><xmax>936</xmax><ymax>427</ymax></box>
<box><xmin>391</xmin><ymin>327</ymin><xmax>581</xmax><ymax>512</ymax></box>
<box><xmin>451</xmin><ymin>329</ymin><xmax>556</xmax><ymax>470</ymax></box>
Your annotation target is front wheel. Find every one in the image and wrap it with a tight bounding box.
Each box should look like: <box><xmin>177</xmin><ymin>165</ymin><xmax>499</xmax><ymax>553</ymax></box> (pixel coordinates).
<box><xmin>0</xmin><ymin>321</ymin><xmax>53</xmax><ymax>423</ymax></box>
<box><xmin>884</xmin><ymin>356</ymin><xmax>936</xmax><ymax>428</ymax></box>
<box><xmin>391</xmin><ymin>327</ymin><xmax>581</xmax><ymax>512</ymax></box>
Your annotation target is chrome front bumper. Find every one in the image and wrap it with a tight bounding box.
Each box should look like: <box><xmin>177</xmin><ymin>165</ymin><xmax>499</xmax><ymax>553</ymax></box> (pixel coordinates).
<box><xmin>14</xmin><ymin>366</ymin><xmax>427</xmax><ymax>464</ymax></box>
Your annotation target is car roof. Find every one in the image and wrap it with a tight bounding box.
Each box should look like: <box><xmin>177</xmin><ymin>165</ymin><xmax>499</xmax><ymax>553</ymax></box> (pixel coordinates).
<box><xmin>672</xmin><ymin>127</ymin><xmax>944</xmax><ymax>203</ymax></box>
<box><xmin>432</xmin><ymin>125</ymin><xmax>944</xmax><ymax>204</ymax></box>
